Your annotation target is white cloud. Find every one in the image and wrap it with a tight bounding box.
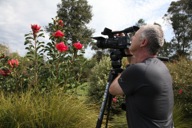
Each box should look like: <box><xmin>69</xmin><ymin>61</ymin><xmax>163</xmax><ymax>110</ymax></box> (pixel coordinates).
<box><xmin>0</xmin><ymin>0</ymin><xmax>175</xmax><ymax>57</ymax></box>
<box><xmin>0</xmin><ymin>0</ymin><xmax>60</xmax><ymax>55</ymax></box>
<box><xmin>88</xmin><ymin>0</ymin><xmax>174</xmax><ymax>35</ymax></box>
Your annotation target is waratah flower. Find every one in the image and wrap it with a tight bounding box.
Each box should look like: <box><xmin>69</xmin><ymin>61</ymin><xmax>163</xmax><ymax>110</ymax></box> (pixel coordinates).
<box><xmin>0</xmin><ymin>69</ymin><xmax>11</xmax><ymax>76</ymax></box>
<box><xmin>178</xmin><ymin>89</ymin><xmax>183</xmax><ymax>94</ymax></box>
<box><xmin>8</xmin><ymin>59</ymin><xmax>19</xmax><ymax>68</ymax></box>
<box><xmin>56</xmin><ymin>42</ymin><xmax>68</xmax><ymax>52</ymax></box>
<box><xmin>31</xmin><ymin>24</ymin><xmax>41</xmax><ymax>33</ymax></box>
<box><xmin>58</xmin><ymin>20</ymin><xmax>64</xmax><ymax>27</ymax></box>
<box><xmin>53</xmin><ymin>30</ymin><xmax>64</xmax><ymax>38</ymax></box>
<box><xmin>112</xmin><ymin>97</ymin><xmax>117</xmax><ymax>103</ymax></box>
<box><xmin>73</xmin><ymin>42</ymin><xmax>83</xmax><ymax>50</ymax></box>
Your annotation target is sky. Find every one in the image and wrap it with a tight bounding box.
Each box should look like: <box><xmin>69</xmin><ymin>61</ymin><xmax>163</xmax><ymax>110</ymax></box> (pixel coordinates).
<box><xmin>0</xmin><ymin>0</ymin><xmax>177</xmax><ymax>58</ymax></box>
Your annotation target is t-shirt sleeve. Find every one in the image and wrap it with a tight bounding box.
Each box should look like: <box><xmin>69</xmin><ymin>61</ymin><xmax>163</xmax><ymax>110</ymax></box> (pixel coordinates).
<box><xmin>118</xmin><ymin>64</ymin><xmax>144</xmax><ymax>95</ymax></box>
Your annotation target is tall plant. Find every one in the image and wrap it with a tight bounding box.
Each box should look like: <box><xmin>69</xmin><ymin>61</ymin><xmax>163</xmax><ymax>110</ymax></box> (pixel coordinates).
<box><xmin>44</xmin><ymin>17</ymin><xmax>84</xmax><ymax>89</ymax></box>
<box><xmin>24</xmin><ymin>24</ymin><xmax>45</xmax><ymax>88</ymax></box>
<box><xmin>23</xmin><ymin>17</ymin><xmax>84</xmax><ymax>91</ymax></box>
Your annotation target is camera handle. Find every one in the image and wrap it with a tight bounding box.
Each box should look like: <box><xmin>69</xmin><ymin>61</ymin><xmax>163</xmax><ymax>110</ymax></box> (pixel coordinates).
<box><xmin>96</xmin><ymin>67</ymin><xmax>123</xmax><ymax>128</ymax></box>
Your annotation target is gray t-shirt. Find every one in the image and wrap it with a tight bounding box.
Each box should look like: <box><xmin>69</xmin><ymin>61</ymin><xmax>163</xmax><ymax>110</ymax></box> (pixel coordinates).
<box><xmin>118</xmin><ymin>58</ymin><xmax>174</xmax><ymax>128</ymax></box>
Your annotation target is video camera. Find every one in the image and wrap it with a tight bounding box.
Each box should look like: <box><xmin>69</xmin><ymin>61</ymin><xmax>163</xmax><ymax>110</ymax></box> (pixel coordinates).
<box><xmin>92</xmin><ymin>26</ymin><xmax>140</xmax><ymax>69</ymax></box>
<box><xmin>92</xmin><ymin>26</ymin><xmax>140</xmax><ymax>57</ymax></box>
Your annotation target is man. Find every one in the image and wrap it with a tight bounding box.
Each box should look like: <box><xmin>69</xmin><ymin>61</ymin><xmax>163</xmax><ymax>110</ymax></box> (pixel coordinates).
<box><xmin>109</xmin><ymin>24</ymin><xmax>174</xmax><ymax>128</ymax></box>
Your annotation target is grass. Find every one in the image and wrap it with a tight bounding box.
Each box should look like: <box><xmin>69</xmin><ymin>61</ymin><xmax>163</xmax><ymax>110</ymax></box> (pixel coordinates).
<box><xmin>0</xmin><ymin>89</ymin><xmax>98</xmax><ymax>128</ymax></box>
<box><xmin>173</xmin><ymin>103</ymin><xmax>192</xmax><ymax>128</ymax></box>
<box><xmin>0</xmin><ymin>85</ymin><xmax>191</xmax><ymax>128</ymax></box>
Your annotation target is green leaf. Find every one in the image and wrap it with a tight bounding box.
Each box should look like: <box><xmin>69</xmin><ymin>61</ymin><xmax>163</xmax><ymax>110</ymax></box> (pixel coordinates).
<box><xmin>24</xmin><ymin>40</ymin><xmax>32</xmax><ymax>45</ymax></box>
<box><xmin>24</xmin><ymin>33</ymin><xmax>30</xmax><ymax>37</ymax></box>
<box><xmin>39</xmin><ymin>41</ymin><xmax>45</xmax><ymax>45</ymax></box>
<box><xmin>36</xmin><ymin>46</ymin><xmax>44</xmax><ymax>52</ymax></box>
<box><xmin>25</xmin><ymin>47</ymin><xmax>31</xmax><ymax>50</ymax></box>
<box><xmin>27</xmin><ymin>50</ymin><xmax>35</xmax><ymax>55</ymax></box>
<box><xmin>25</xmin><ymin>36</ymin><xmax>34</xmax><ymax>40</ymax></box>
<box><xmin>39</xmin><ymin>49</ymin><xmax>45</xmax><ymax>53</ymax></box>
<box><xmin>38</xmin><ymin>33</ymin><xmax>44</xmax><ymax>37</ymax></box>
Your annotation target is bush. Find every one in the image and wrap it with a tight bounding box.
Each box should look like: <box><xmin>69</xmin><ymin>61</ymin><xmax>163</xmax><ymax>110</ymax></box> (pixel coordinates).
<box><xmin>0</xmin><ymin>54</ymin><xmax>29</xmax><ymax>92</ymax></box>
<box><xmin>87</xmin><ymin>55</ymin><xmax>128</xmax><ymax>104</ymax></box>
<box><xmin>166</xmin><ymin>57</ymin><xmax>192</xmax><ymax>117</ymax></box>
<box><xmin>87</xmin><ymin>56</ymin><xmax>111</xmax><ymax>104</ymax></box>
<box><xmin>0</xmin><ymin>89</ymin><xmax>97</xmax><ymax>128</ymax></box>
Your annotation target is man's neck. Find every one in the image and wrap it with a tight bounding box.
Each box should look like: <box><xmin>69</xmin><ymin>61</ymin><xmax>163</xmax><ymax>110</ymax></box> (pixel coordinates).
<box><xmin>133</xmin><ymin>51</ymin><xmax>156</xmax><ymax>63</ymax></box>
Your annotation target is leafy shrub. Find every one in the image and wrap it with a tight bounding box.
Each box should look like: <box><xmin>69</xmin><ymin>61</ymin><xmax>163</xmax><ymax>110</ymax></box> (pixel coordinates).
<box><xmin>87</xmin><ymin>56</ymin><xmax>111</xmax><ymax>104</ymax></box>
<box><xmin>87</xmin><ymin>55</ymin><xmax>128</xmax><ymax>104</ymax></box>
<box><xmin>0</xmin><ymin>89</ymin><xmax>97</xmax><ymax>128</ymax></box>
<box><xmin>166</xmin><ymin>57</ymin><xmax>192</xmax><ymax>117</ymax></box>
<box><xmin>0</xmin><ymin>53</ymin><xmax>29</xmax><ymax>92</ymax></box>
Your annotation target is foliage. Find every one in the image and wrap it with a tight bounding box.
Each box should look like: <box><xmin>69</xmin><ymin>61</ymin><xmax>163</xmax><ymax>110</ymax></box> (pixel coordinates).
<box><xmin>166</xmin><ymin>57</ymin><xmax>192</xmax><ymax>117</ymax></box>
<box><xmin>109</xmin><ymin>111</ymin><xmax>128</xmax><ymax>128</ymax></box>
<box><xmin>23</xmin><ymin>17</ymin><xmax>86</xmax><ymax>92</ymax></box>
<box><xmin>173</xmin><ymin>103</ymin><xmax>192</xmax><ymax>128</ymax></box>
<box><xmin>87</xmin><ymin>56</ymin><xmax>128</xmax><ymax>104</ymax></box>
<box><xmin>158</xmin><ymin>40</ymin><xmax>175</xmax><ymax>58</ymax></box>
<box><xmin>1</xmin><ymin>16</ymin><xmax>90</xmax><ymax>93</ymax></box>
<box><xmin>108</xmin><ymin>103</ymin><xmax>192</xmax><ymax>128</ymax></box>
<box><xmin>24</xmin><ymin>24</ymin><xmax>45</xmax><ymax>87</ymax></box>
<box><xmin>164</xmin><ymin>0</ymin><xmax>192</xmax><ymax>58</ymax></box>
<box><xmin>0</xmin><ymin>89</ymin><xmax>97</xmax><ymax>128</ymax></box>
<box><xmin>135</xmin><ymin>18</ymin><xmax>146</xmax><ymax>27</ymax></box>
<box><xmin>0</xmin><ymin>52</ymin><xmax>28</xmax><ymax>92</ymax></box>
<box><xmin>87</xmin><ymin>56</ymin><xmax>111</xmax><ymax>104</ymax></box>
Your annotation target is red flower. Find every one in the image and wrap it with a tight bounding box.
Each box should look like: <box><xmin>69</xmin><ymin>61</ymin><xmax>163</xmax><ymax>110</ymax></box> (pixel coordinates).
<box><xmin>178</xmin><ymin>89</ymin><xmax>183</xmax><ymax>94</ymax></box>
<box><xmin>31</xmin><ymin>24</ymin><xmax>41</xmax><ymax>33</ymax></box>
<box><xmin>73</xmin><ymin>42</ymin><xmax>83</xmax><ymax>50</ymax></box>
<box><xmin>8</xmin><ymin>59</ymin><xmax>19</xmax><ymax>68</ymax></box>
<box><xmin>56</xmin><ymin>42</ymin><xmax>68</xmax><ymax>52</ymax></box>
<box><xmin>112</xmin><ymin>97</ymin><xmax>117</xmax><ymax>103</ymax></box>
<box><xmin>53</xmin><ymin>30</ymin><xmax>64</xmax><ymax>38</ymax></box>
<box><xmin>58</xmin><ymin>20</ymin><xmax>64</xmax><ymax>27</ymax></box>
<box><xmin>0</xmin><ymin>69</ymin><xmax>11</xmax><ymax>76</ymax></box>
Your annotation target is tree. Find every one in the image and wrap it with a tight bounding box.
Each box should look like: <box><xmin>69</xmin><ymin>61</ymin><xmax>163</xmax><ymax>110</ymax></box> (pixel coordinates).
<box><xmin>135</xmin><ymin>19</ymin><xmax>146</xmax><ymax>27</ymax></box>
<box><xmin>164</xmin><ymin>0</ymin><xmax>192</xmax><ymax>58</ymax></box>
<box><xmin>56</xmin><ymin>0</ymin><xmax>94</xmax><ymax>49</ymax></box>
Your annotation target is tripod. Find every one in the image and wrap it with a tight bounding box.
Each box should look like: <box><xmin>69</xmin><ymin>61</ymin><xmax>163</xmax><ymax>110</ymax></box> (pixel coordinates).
<box><xmin>96</xmin><ymin>49</ymin><xmax>124</xmax><ymax>128</ymax></box>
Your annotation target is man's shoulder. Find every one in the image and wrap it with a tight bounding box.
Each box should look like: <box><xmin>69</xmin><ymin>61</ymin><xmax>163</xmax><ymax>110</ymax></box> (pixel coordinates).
<box><xmin>127</xmin><ymin>63</ymin><xmax>147</xmax><ymax>75</ymax></box>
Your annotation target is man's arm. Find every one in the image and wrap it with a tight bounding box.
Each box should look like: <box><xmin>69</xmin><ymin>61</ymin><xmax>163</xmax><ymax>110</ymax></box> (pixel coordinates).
<box><xmin>109</xmin><ymin>74</ymin><xmax>124</xmax><ymax>96</ymax></box>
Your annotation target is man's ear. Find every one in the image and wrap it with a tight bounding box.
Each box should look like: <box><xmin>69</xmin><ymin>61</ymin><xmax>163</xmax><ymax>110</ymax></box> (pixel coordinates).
<box><xmin>140</xmin><ymin>39</ymin><xmax>148</xmax><ymax>47</ymax></box>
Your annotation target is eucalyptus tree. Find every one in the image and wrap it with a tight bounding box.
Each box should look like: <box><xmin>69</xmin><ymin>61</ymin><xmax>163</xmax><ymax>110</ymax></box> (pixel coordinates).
<box><xmin>164</xmin><ymin>0</ymin><xmax>192</xmax><ymax>58</ymax></box>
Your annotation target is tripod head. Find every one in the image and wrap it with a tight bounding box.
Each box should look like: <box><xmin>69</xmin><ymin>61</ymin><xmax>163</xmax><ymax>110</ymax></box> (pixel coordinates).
<box><xmin>109</xmin><ymin>49</ymin><xmax>126</xmax><ymax>75</ymax></box>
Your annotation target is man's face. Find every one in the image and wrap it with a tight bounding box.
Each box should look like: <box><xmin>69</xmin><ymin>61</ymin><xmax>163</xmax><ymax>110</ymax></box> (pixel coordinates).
<box><xmin>129</xmin><ymin>28</ymin><xmax>143</xmax><ymax>53</ymax></box>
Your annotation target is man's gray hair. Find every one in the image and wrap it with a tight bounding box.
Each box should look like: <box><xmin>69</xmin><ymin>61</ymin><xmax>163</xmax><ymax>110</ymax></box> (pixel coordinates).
<box><xmin>140</xmin><ymin>24</ymin><xmax>164</xmax><ymax>55</ymax></box>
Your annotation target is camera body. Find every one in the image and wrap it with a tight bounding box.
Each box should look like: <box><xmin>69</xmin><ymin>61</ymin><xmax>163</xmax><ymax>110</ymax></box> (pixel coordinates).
<box><xmin>93</xmin><ymin>35</ymin><xmax>130</xmax><ymax>50</ymax></box>
<box><xmin>92</xmin><ymin>26</ymin><xmax>139</xmax><ymax>57</ymax></box>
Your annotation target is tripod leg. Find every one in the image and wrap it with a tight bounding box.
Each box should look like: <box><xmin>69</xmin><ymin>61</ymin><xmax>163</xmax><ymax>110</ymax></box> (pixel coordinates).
<box><xmin>96</xmin><ymin>70</ymin><xmax>118</xmax><ymax>128</ymax></box>
<box><xmin>96</xmin><ymin>82</ymin><xmax>110</xmax><ymax>128</ymax></box>
<box><xmin>105</xmin><ymin>93</ymin><xmax>113</xmax><ymax>128</ymax></box>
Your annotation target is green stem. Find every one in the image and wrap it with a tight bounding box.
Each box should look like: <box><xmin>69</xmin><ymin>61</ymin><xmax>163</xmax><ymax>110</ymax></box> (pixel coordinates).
<box><xmin>34</xmin><ymin>36</ymin><xmax>38</xmax><ymax>87</ymax></box>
